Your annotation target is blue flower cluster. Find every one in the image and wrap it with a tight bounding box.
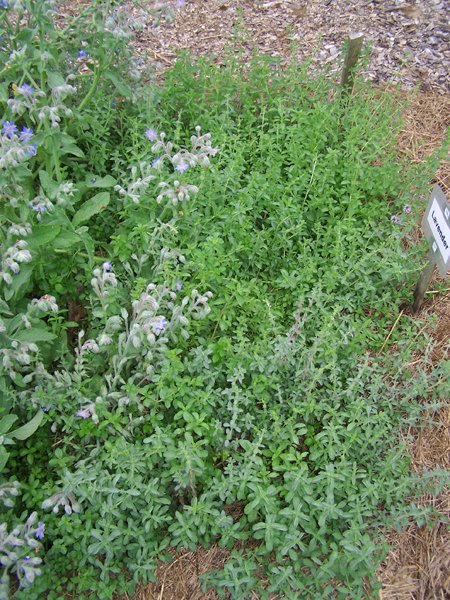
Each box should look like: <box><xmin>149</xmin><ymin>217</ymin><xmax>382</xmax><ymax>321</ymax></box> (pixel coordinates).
<box><xmin>18</xmin><ymin>83</ymin><xmax>34</xmax><ymax>97</ymax></box>
<box><xmin>1</xmin><ymin>120</ymin><xmax>37</xmax><ymax>157</ymax></box>
<box><xmin>35</xmin><ymin>522</ymin><xmax>45</xmax><ymax>540</ymax></box>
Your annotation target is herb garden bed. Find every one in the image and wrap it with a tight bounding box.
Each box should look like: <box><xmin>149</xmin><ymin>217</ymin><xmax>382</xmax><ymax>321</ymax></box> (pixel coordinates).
<box><xmin>0</xmin><ymin>2</ymin><xmax>448</xmax><ymax>599</ymax></box>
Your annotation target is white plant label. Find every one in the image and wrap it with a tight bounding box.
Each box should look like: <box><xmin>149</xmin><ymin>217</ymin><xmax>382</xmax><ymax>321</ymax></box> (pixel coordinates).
<box><xmin>427</xmin><ymin>198</ymin><xmax>450</xmax><ymax>262</ymax></box>
<box><xmin>422</xmin><ymin>185</ymin><xmax>450</xmax><ymax>276</ymax></box>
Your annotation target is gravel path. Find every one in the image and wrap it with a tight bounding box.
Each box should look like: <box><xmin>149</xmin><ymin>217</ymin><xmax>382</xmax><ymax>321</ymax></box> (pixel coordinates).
<box><xmin>136</xmin><ymin>0</ymin><xmax>450</xmax><ymax>93</ymax></box>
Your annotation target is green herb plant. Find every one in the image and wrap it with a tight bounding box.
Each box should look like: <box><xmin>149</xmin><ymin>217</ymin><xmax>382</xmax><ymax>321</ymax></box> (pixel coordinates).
<box><xmin>0</xmin><ymin>1</ymin><xmax>448</xmax><ymax>599</ymax></box>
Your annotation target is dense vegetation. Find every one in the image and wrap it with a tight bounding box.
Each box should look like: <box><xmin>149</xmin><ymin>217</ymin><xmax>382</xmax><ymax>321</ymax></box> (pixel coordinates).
<box><xmin>0</xmin><ymin>1</ymin><xmax>448</xmax><ymax>598</ymax></box>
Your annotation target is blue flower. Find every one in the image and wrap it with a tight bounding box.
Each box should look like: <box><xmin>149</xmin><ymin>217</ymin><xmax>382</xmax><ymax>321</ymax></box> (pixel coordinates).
<box><xmin>25</xmin><ymin>144</ymin><xmax>37</xmax><ymax>157</ymax></box>
<box><xmin>19</xmin><ymin>126</ymin><xmax>33</xmax><ymax>142</ymax></box>
<box><xmin>152</xmin><ymin>316</ymin><xmax>167</xmax><ymax>334</ymax></box>
<box><xmin>390</xmin><ymin>215</ymin><xmax>401</xmax><ymax>225</ymax></box>
<box><xmin>77</xmin><ymin>50</ymin><xmax>87</xmax><ymax>59</ymax></box>
<box><xmin>2</xmin><ymin>120</ymin><xmax>17</xmax><ymax>138</ymax></box>
<box><xmin>0</xmin><ymin>1</ymin><xmax>8</xmax><ymax>9</ymax></box>
<box><xmin>18</xmin><ymin>83</ymin><xmax>34</xmax><ymax>97</ymax></box>
<box><xmin>102</xmin><ymin>260</ymin><xmax>112</xmax><ymax>271</ymax></box>
<box><xmin>35</xmin><ymin>522</ymin><xmax>45</xmax><ymax>540</ymax></box>
<box><xmin>175</xmin><ymin>161</ymin><xmax>189</xmax><ymax>173</ymax></box>
<box><xmin>30</xmin><ymin>203</ymin><xmax>47</xmax><ymax>212</ymax></box>
<box><xmin>151</xmin><ymin>157</ymin><xmax>162</xmax><ymax>169</ymax></box>
<box><xmin>145</xmin><ymin>128</ymin><xmax>157</xmax><ymax>141</ymax></box>
<box><xmin>175</xmin><ymin>280</ymin><xmax>183</xmax><ymax>291</ymax></box>
<box><xmin>76</xmin><ymin>408</ymin><xmax>91</xmax><ymax>419</ymax></box>
<box><xmin>403</xmin><ymin>204</ymin><xmax>412</xmax><ymax>214</ymax></box>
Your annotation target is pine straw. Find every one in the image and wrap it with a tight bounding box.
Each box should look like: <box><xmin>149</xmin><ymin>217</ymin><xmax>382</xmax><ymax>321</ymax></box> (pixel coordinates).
<box><xmin>397</xmin><ymin>91</ymin><xmax>450</xmax><ymax>194</ymax></box>
<box><xmin>371</xmin><ymin>94</ymin><xmax>449</xmax><ymax>596</ymax></box>
<box><xmin>380</xmin><ymin>516</ymin><xmax>450</xmax><ymax>600</ymax></box>
<box><xmin>131</xmin><ymin>547</ymin><xmax>230</xmax><ymax>600</ymax></box>
<box><xmin>378</xmin><ymin>420</ymin><xmax>449</xmax><ymax>600</ymax></box>
<box><xmin>378</xmin><ymin>286</ymin><xmax>450</xmax><ymax>600</ymax></box>
<box><xmin>377</xmin><ymin>97</ymin><xmax>449</xmax><ymax>596</ymax></box>
<box><xmin>422</xmin><ymin>288</ymin><xmax>450</xmax><ymax>362</ymax></box>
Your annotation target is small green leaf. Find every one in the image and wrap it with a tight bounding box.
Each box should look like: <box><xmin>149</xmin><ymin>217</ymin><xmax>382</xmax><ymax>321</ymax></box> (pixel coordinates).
<box><xmin>86</xmin><ymin>175</ymin><xmax>117</xmax><ymax>188</ymax></box>
<box><xmin>72</xmin><ymin>192</ymin><xmax>110</xmax><ymax>227</ymax></box>
<box><xmin>15</xmin><ymin>28</ymin><xmax>34</xmax><ymax>44</ymax></box>
<box><xmin>15</xmin><ymin>328</ymin><xmax>56</xmax><ymax>343</ymax></box>
<box><xmin>4</xmin><ymin>264</ymin><xmax>33</xmax><ymax>302</ymax></box>
<box><xmin>61</xmin><ymin>143</ymin><xmax>85</xmax><ymax>158</ymax></box>
<box><xmin>0</xmin><ymin>415</ymin><xmax>18</xmax><ymax>435</ymax></box>
<box><xmin>47</xmin><ymin>71</ymin><xmax>65</xmax><ymax>89</ymax></box>
<box><xmin>53</xmin><ymin>230</ymin><xmax>81</xmax><ymax>249</ymax></box>
<box><xmin>0</xmin><ymin>446</ymin><xmax>9</xmax><ymax>472</ymax></box>
<box><xmin>0</xmin><ymin>83</ymin><xmax>9</xmax><ymax>102</ymax></box>
<box><xmin>39</xmin><ymin>171</ymin><xmax>59</xmax><ymax>200</ymax></box>
<box><xmin>104</xmin><ymin>71</ymin><xmax>133</xmax><ymax>99</ymax></box>
<box><xmin>8</xmin><ymin>410</ymin><xmax>44</xmax><ymax>441</ymax></box>
<box><xmin>27</xmin><ymin>224</ymin><xmax>61</xmax><ymax>249</ymax></box>
<box><xmin>39</xmin><ymin>170</ymin><xmax>53</xmax><ymax>191</ymax></box>
<box><xmin>0</xmin><ymin>298</ymin><xmax>12</xmax><ymax>315</ymax></box>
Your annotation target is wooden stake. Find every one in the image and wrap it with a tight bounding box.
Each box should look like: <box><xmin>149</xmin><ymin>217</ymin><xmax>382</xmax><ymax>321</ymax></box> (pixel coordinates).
<box><xmin>412</xmin><ymin>254</ymin><xmax>436</xmax><ymax>314</ymax></box>
<box><xmin>340</xmin><ymin>32</ymin><xmax>364</xmax><ymax>95</ymax></box>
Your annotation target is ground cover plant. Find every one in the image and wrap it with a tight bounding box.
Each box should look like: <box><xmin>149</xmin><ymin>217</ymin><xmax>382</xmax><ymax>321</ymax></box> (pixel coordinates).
<box><xmin>0</xmin><ymin>1</ymin><xmax>449</xmax><ymax>598</ymax></box>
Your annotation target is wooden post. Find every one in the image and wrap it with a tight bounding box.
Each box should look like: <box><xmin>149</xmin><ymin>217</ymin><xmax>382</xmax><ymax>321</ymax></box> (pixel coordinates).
<box><xmin>412</xmin><ymin>254</ymin><xmax>436</xmax><ymax>314</ymax></box>
<box><xmin>340</xmin><ymin>32</ymin><xmax>364</xmax><ymax>95</ymax></box>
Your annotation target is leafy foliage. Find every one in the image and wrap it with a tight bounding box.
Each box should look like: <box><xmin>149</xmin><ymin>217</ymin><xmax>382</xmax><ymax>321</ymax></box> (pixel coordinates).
<box><xmin>0</xmin><ymin>1</ymin><xmax>448</xmax><ymax>599</ymax></box>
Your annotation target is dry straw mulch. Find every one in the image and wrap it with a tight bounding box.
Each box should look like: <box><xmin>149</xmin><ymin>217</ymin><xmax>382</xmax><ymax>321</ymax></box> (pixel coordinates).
<box><xmin>378</xmin><ymin>399</ymin><xmax>450</xmax><ymax>600</ymax></box>
<box><xmin>378</xmin><ymin>282</ymin><xmax>450</xmax><ymax>600</ymax></box>
<box><xmin>398</xmin><ymin>92</ymin><xmax>450</xmax><ymax>193</ymax></box>
<box><xmin>131</xmin><ymin>547</ymin><xmax>230</xmax><ymax>600</ymax></box>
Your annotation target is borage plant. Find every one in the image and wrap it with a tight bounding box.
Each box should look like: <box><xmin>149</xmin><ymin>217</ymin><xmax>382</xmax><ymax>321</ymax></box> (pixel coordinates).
<box><xmin>0</xmin><ymin>0</ymin><xmax>217</xmax><ymax>597</ymax></box>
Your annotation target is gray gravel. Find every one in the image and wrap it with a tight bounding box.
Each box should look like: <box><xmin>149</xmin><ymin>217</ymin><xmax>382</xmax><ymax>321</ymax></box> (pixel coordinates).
<box><xmin>137</xmin><ymin>0</ymin><xmax>450</xmax><ymax>93</ymax></box>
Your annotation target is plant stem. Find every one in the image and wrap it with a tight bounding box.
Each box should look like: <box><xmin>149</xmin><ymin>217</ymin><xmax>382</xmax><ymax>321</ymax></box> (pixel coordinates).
<box><xmin>79</xmin><ymin>67</ymin><xmax>102</xmax><ymax>112</ymax></box>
